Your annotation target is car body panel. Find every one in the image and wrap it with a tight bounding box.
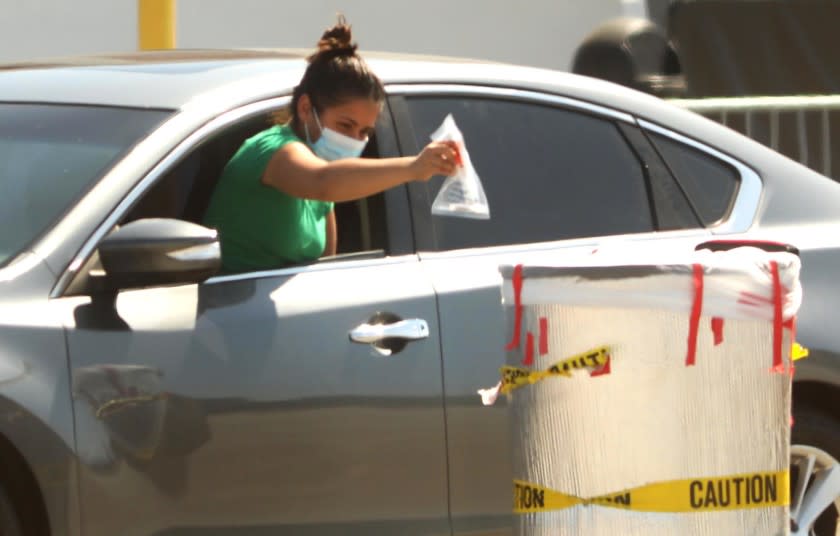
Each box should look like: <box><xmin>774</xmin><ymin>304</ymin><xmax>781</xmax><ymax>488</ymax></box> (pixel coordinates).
<box><xmin>0</xmin><ymin>255</ymin><xmax>78</xmax><ymax>536</ymax></box>
<box><xmin>60</xmin><ymin>257</ymin><xmax>449</xmax><ymax>535</ymax></box>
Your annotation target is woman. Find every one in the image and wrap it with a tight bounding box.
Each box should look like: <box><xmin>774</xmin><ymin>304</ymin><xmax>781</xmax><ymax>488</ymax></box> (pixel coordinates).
<box><xmin>203</xmin><ymin>18</ymin><xmax>458</xmax><ymax>273</ymax></box>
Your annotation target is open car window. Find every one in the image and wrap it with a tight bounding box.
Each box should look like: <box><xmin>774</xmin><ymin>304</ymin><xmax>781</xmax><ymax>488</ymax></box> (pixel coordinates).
<box><xmin>120</xmin><ymin>110</ymin><xmax>403</xmax><ymax>273</ymax></box>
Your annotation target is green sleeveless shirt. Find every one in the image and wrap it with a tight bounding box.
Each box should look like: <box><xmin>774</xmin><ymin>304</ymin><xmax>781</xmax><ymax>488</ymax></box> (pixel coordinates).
<box><xmin>203</xmin><ymin>125</ymin><xmax>334</xmax><ymax>273</ymax></box>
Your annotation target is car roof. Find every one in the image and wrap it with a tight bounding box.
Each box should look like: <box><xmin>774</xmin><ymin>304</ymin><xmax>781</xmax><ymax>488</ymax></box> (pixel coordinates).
<box><xmin>0</xmin><ymin>49</ymin><xmax>503</xmax><ymax>110</ymax></box>
<box><xmin>0</xmin><ymin>48</ymin><xmax>675</xmax><ymax>118</ymax></box>
<box><xmin>0</xmin><ymin>48</ymin><xmax>687</xmax><ymax>133</ymax></box>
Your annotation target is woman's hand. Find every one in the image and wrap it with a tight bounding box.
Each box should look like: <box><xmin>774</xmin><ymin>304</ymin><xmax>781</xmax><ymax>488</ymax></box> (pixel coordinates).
<box><xmin>410</xmin><ymin>141</ymin><xmax>461</xmax><ymax>181</ymax></box>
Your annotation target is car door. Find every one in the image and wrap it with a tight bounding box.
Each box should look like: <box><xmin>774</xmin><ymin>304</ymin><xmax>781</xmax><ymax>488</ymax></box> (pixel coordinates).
<box><xmin>59</xmin><ymin>101</ymin><xmax>451</xmax><ymax>535</ymax></box>
<box><xmin>387</xmin><ymin>85</ymin><xmax>734</xmax><ymax>535</ymax></box>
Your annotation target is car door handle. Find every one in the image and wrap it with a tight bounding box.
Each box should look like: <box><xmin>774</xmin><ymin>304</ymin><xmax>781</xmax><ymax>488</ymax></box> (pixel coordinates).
<box><xmin>349</xmin><ymin>319</ymin><xmax>430</xmax><ymax>344</ymax></box>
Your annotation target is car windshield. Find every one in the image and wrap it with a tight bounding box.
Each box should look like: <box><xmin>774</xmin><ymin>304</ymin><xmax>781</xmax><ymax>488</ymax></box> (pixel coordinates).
<box><xmin>0</xmin><ymin>103</ymin><xmax>171</xmax><ymax>268</ymax></box>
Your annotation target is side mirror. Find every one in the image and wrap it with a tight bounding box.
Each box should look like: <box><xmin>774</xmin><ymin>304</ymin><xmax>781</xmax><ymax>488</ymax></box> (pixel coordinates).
<box><xmin>97</xmin><ymin>218</ymin><xmax>221</xmax><ymax>291</ymax></box>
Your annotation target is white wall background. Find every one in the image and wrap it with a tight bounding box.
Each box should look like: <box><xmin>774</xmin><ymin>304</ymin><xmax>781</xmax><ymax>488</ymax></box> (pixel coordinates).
<box><xmin>0</xmin><ymin>0</ymin><xmax>648</xmax><ymax>71</ymax></box>
<box><xmin>177</xmin><ymin>0</ymin><xmax>632</xmax><ymax>71</ymax></box>
<box><xmin>0</xmin><ymin>1</ymin><xmax>136</xmax><ymax>62</ymax></box>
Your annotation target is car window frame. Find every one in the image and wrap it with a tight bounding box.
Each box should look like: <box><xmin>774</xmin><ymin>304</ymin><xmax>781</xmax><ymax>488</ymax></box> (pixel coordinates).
<box><xmin>52</xmin><ymin>96</ymin><xmax>416</xmax><ymax>297</ymax></box>
<box><xmin>387</xmin><ymin>84</ymin><xmax>762</xmax><ymax>256</ymax></box>
<box><xmin>637</xmin><ymin>118</ymin><xmax>762</xmax><ymax>234</ymax></box>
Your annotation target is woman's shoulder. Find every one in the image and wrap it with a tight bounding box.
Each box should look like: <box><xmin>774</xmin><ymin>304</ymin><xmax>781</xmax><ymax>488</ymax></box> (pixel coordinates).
<box><xmin>233</xmin><ymin>124</ymin><xmax>303</xmax><ymax>162</ymax></box>
<box><xmin>249</xmin><ymin>123</ymin><xmax>301</xmax><ymax>147</ymax></box>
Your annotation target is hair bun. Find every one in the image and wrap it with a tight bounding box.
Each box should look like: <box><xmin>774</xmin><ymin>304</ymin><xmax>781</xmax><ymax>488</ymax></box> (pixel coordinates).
<box><xmin>311</xmin><ymin>15</ymin><xmax>357</xmax><ymax>62</ymax></box>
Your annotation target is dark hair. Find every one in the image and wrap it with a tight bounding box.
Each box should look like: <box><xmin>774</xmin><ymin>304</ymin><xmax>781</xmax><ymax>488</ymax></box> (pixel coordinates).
<box><xmin>286</xmin><ymin>16</ymin><xmax>385</xmax><ymax>126</ymax></box>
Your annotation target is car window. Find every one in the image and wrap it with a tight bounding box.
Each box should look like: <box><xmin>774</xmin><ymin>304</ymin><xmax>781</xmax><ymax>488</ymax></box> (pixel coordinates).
<box><xmin>0</xmin><ymin>103</ymin><xmax>171</xmax><ymax>268</ymax></box>
<box><xmin>123</xmin><ymin>109</ymin><xmax>405</xmax><ymax>268</ymax></box>
<box><xmin>403</xmin><ymin>97</ymin><xmax>654</xmax><ymax>251</ymax></box>
<box><xmin>647</xmin><ymin>132</ymin><xmax>740</xmax><ymax>226</ymax></box>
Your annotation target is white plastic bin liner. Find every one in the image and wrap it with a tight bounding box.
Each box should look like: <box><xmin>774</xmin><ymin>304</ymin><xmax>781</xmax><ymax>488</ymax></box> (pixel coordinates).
<box><xmin>499</xmin><ymin>248</ymin><xmax>801</xmax><ymax>536</ymax></box>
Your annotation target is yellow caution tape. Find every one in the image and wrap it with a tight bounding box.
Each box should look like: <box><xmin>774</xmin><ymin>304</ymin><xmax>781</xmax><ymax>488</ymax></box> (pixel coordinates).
<box><xmin>514</xmin><ymin>470</ymin><xmax>789</xmax><ymax>514</ymax></box>
<box><xmin>792</xmin><ymin>342</ymin><xmax>809</xmax><ymax>361</ymax></box>
<box><xmin>500</xmin><ymin>346</ymin><xmax>610</xmax><ymax>395</ymax></box>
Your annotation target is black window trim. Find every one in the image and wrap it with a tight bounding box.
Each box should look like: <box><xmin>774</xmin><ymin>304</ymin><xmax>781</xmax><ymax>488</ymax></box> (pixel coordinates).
<box><xmin>615</xmin><ymin>122</ymin><xmax>662</xmax><ymax>230</ymax></box>
<box><xmin>387</xmin><ymin>95</ymin><xmax>438</xmax><ymax>251</ymax></box>
<box><xmin>376</xmin><ymin>96</ymin><xmax>415</xmax><ymax>257</ymax></box>
<box><xmin>617</xmin><ymin>122</ymin><xmax>705</xmax><ymax>230</ymax></box>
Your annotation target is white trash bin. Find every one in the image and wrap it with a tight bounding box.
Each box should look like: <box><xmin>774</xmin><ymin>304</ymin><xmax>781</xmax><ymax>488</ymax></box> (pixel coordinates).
<box><xmin>498</xmin><ymin>246</ymin><xmax>802</xmax><ymax>536</ymax></box>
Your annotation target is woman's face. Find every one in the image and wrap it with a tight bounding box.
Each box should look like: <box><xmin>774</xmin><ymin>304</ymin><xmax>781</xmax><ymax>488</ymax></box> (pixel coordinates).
<box><xmin>302</xmin><ymin>95</ymin><xmax>381</xmax><ymax>142</ymax></box>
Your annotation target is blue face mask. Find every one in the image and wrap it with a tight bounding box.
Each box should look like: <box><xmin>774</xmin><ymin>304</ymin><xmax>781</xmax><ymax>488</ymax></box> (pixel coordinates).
<box><xmin>305</xmin><ymin>108</ymin><xmax>368</xmax><ymax>161</ymax></box>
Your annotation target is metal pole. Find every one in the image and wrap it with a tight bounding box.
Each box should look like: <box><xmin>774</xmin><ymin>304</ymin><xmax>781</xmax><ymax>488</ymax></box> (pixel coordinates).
<box><xmin>797</xmin><ymin>110</ymin><xmax>809</xmax><ymax>167</ymax></box>
<box><xmin>138</xmin><ymin>0</ymin><xmax>176</xmax><ymax>50</ymax></box>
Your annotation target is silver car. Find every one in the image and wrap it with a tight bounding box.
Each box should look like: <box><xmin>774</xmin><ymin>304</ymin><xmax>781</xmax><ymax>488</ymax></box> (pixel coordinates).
<box><xmin>0</xmin><ymin>50</ymin><xmax>837</xmax><ymax>535</ymax></box>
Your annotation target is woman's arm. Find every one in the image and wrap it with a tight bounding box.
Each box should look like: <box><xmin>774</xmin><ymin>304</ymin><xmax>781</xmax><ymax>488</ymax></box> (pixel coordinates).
<box><xmin>324</xmin><ymin>210</ymin><xmax>337</xmax><ymax>257</ymax></box>
<box><xmin>261</xmin><ymin>140</ymin><xmax>457</xmax><ymax>202</ymax></box>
